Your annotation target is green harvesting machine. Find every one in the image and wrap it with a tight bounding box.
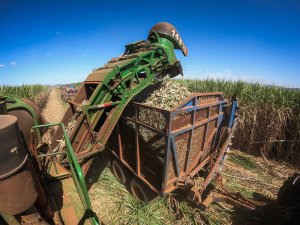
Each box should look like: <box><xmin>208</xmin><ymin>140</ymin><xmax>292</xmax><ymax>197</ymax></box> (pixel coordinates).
<box><xmin>0</xmin><ymin>22</ymin><xmax>189</xmax><ymax>225</ymax></box>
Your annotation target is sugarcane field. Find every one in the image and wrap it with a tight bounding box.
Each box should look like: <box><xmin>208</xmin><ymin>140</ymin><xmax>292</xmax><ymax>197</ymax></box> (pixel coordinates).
<box><xmin>0</xmin><ymin>1</ymin><xmax>299</xmax><ymax>225</ymax></box>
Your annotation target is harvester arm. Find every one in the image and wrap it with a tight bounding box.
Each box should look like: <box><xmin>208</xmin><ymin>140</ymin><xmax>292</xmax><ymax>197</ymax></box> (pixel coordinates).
<box><xmin>53</xmin><ymin>22</ymin><xmax>188</xmax><ymax>160</ymax></box>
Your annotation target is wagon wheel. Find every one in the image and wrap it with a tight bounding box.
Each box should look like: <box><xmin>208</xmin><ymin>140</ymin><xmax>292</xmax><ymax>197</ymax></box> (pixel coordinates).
<box><xmin>129</xmin><ymin>177</ymin><xmax>156</xmax><ymax>203</ymax></box>
<box><xmin>111</xmin><ymin>159</ymin><xmax>129</xmax><ymax>185</ymax></box>
<box><xmin>260</xmin><ymin>173</ymin><xmax>300</xmax><ymax>225</ymax></box>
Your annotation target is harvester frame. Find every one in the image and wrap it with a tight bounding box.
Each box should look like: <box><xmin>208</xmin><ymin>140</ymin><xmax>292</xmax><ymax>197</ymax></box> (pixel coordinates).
<box><xmin>0</xmin><ymin>22</ymin><xmax>190</xmax><ymax>225</ymax></box>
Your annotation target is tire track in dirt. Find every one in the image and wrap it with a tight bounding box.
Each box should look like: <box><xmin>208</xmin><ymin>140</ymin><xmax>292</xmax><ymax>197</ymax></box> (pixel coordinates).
<box><xmin>42</xmin><ymin>88</ymin><xmax>66</xmax><ymax>123</ymax></box>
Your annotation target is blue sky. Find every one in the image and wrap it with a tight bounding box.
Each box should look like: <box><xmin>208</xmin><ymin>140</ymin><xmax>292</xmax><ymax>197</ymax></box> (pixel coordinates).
<box><xmin>0</xmin><ymin>0</ymin><xmax>299</xmax><ymax>87</ymax></box>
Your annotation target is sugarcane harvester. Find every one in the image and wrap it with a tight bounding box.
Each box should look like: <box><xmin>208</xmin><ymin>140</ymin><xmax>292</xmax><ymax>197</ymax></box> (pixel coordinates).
<box><xmin>51</xmin><ymin>22</ymin><xmax>188</xmax><ymax>169</ymax></box>
<box><xmin>0</xmin><ymin>22</ymin><xmax>188</xmax><ymax>225</ymax></box>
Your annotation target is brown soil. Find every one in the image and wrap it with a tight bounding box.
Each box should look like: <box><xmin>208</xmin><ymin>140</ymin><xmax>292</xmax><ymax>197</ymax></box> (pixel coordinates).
<box><xmin>42</xmin><ymin>88</ymin><xmax>66</xmax><ymax>123</ymax></box>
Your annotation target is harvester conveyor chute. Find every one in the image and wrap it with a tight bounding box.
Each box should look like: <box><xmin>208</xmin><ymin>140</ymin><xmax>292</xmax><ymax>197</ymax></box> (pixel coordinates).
<box><xmin>52</xmin><ymin>22</ymin><xmax>188</xmax><ymax>167</ymax></box>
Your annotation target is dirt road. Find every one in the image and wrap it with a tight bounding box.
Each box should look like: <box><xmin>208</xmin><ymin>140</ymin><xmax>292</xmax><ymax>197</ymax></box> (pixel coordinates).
<box><xmin>42</xmin><ymin>88</ymin><xmax>66</xmax><ymax>123</ymax></box>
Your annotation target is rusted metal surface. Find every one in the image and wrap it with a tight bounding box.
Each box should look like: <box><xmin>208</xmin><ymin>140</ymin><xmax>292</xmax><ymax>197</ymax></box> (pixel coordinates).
<box><xmin>191</xmin><ymin>175</ymin><xmax>267</xmax><ymax>212</ymax></box>
<box><xmin>85</xmin><ymin>68</ymin><xmax>113</xmax><ymax>82</ymax></box>
<box><xmin>31</xmin><ymin>122</ymin><xmax>99</xmax><ymax>225</ymax></box>
<box><xmin>0</xmin><ymin>115</ymin><xmax>28</xmax><ymax>179</ymax></box>
<box><xmin>198</xmin><ymin>127</ymin><xmax>232</xmax><ymax>194</ymax></box>
<box><xmin>0</xmin><ymin>161</ymin><xmax>38</xmax><ymax>215</ymax></box>
<box><xmin>183</xmin><ymin>117</ymin><xmax>271</xmax><ymax>214</ymax></box>
<box><xmin>106</xmin><ymin>93</ymin><xmax>238</xmax><ymax>195</ymax></box>
<box><xmin>26</xmin><ymin>160</ymin><xmax>54</xmax><ymax>222</ymax></box>
<box><xmin>0</xmin><ymin>111</ymin><xmax>54</xmax><ymax>221</ymax></box>
<box><xmin>7</xmin><ymin>99</ymin><xmax>45</xmax><ymax>150</ymax></box>
<box><xmin>46</xmin><ymin>174</ymin><xmax>94</xmax><ymax>225</ymax></box>
<box><xmin>149</xmin><ymin>22</ymin><xmax>188</xmax><ymax>56</ymax></box>
<box><xmin>0</xmin><ymin>115</ymin><xmax>38</xmax><ymax>216</ymax></box>
<box><xmin>19</xmin><ymin>206</ymin><xmax>49</xmax><ymax>225</ymax></box>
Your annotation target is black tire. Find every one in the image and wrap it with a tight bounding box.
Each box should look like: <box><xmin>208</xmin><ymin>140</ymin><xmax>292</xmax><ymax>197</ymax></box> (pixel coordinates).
<box><xmin>129</xmin><ymin>177</ymin><xmax>155</xmax><ymax>203</ymax></box>
<box><xmin>277</xmin><ymin>173</ymin><xmax>300</xmax><ymax>205</ymax></box>
<box><xmin>111</xmin><ymin>159</ymin><xmax>128</xmax><ymax>185</ymax></box>
<box><xmin>276</xmin><ymin>173</ymin><xmax>300</xmax><ymax>225</ymax></box>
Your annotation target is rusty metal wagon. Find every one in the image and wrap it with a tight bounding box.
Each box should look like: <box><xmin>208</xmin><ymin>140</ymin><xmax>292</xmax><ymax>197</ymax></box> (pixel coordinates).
<box><xmin>107</xmin><ymin>92</ymin><xmax>238</xmax><ymax>202</ymax></box>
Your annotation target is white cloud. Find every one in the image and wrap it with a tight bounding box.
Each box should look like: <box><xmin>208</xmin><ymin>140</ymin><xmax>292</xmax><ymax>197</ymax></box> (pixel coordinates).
<box><xmin>10</xmin><ymin>61</ymin><xmax>16</xmax><ymax>65</ymax></box>
<box><xmin>0</xmin><ymin>64</ymin><xmax>5</xmax><ymax>68</ymax></box>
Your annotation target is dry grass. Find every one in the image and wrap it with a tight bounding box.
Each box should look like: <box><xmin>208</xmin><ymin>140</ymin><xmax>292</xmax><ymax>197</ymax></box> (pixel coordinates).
<box><xmin>135</xmin><ymin>79</ymin><xmax>191</xmax><ymax>110</ymax></box>
<box><xmin>131</xmin><ymin>79</ymin><xmax>190</xmax><ymax>142</ymax></box>
<box><xmin>87</xmin><ymin>149</ymin><xmax>299</xmax><ymax>225</ymax></box>
<box><xmin>86</xmin><ymin>154</ymin><xmax>206</xmax><ymax>225</ymax></box>
<box><xmin>194</xmin><ymin>149</ymin><xmax>299</xmax><ymax>225</ymax></box>
<box><xmin>177</xmin><ymin>78</ymin><xmax>300</xmax><ymax>165</ymax></box>
<box><xmin>88</xmin><ymin>78</ymin><xmax>299</xmax><ymax>224</ymax></box>
<box><xmin>89</xmin><ymin>169</ymin><xmax>206</xmax><ymax>225</ymax></box>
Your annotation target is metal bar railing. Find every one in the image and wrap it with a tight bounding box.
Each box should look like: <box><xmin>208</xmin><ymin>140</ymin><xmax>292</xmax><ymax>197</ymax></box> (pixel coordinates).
<box><xmin>31</xmin><ymin>123</ymin><xmax>99</xmax><ymax>225</ymax></box>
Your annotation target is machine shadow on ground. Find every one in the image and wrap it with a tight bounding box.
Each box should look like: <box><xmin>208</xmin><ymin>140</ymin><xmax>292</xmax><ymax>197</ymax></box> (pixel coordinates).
<box><xmin>85</xmin><ymin>151</ymin><xmax>111</xmax><ymax>190</ymax></box>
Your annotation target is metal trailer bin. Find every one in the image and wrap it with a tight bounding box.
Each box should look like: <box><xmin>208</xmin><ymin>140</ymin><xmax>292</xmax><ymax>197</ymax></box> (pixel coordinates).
<box><xmin>107</xmin><ymin>92</ymin><xmax>238</xmax><ymax>198</ymax></box>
